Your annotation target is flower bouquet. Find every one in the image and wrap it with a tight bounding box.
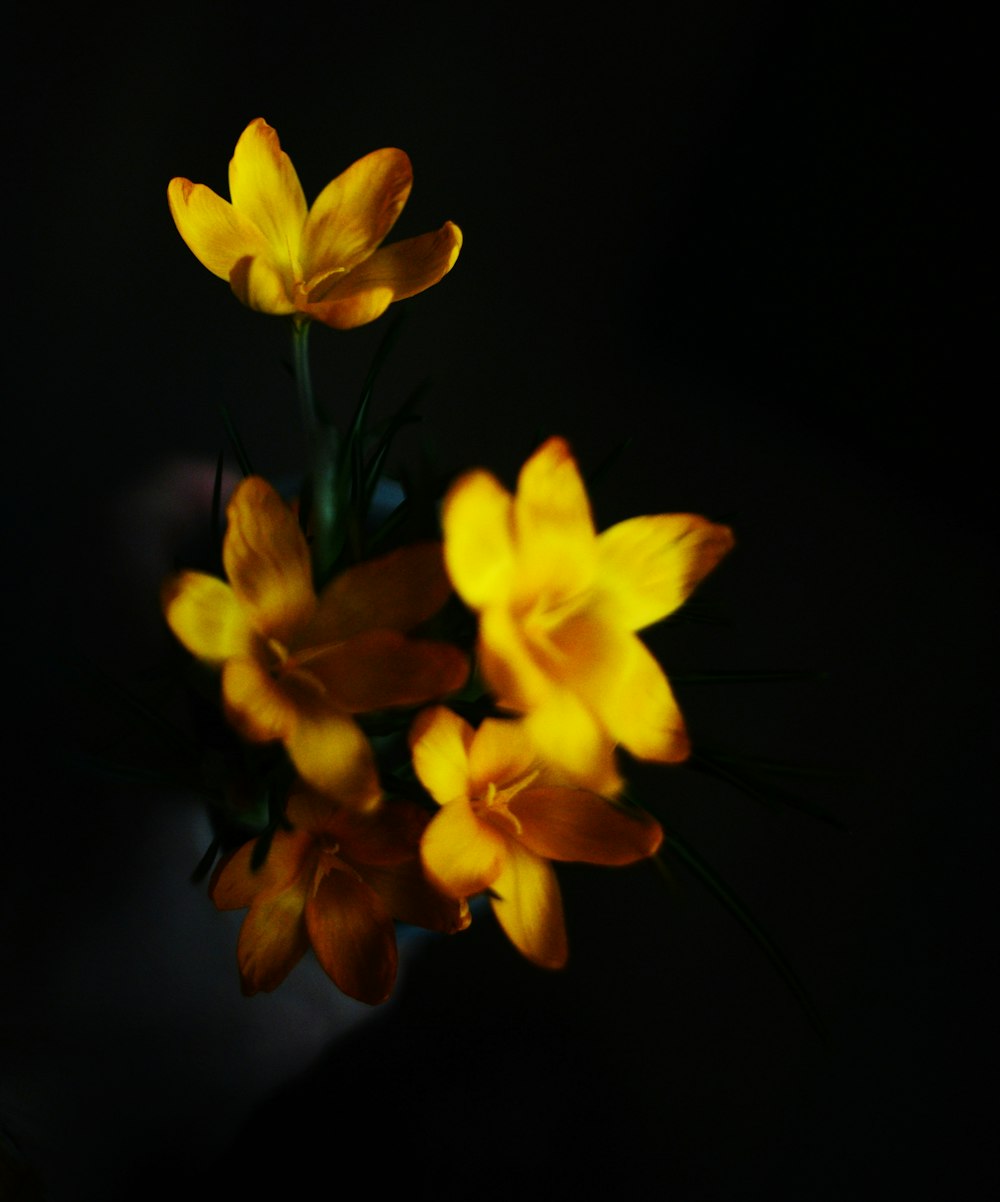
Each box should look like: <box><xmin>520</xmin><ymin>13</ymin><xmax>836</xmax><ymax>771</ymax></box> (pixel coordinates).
<box><xmin>103</xmin><ymin>118</ymin><xmax>824</xmax><ymax>1022</ymax></box>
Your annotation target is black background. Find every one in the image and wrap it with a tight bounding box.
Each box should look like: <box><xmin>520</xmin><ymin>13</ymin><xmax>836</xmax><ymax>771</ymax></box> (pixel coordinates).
<box><xmin>5</xmin><ymin>4</ymin><xmax>993</xmax><ymax>1200</ymax></box>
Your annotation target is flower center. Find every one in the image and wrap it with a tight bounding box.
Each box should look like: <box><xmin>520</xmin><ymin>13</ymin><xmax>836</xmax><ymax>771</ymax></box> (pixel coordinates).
<box><xmin>471</xmin><ymin>767</ymin><xmax>541</xmax><ymax>837</ymax></box>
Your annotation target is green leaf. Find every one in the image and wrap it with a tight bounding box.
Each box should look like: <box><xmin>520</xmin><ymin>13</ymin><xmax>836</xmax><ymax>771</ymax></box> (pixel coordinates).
<box><xmin>62</xmin><ymin>654</ymin><xmax>200</xmax><ymax>759</ymax></box>
<box><xmin>191</xmin><ymin>836</ymin><xmax>221</xmax><ymax>884</ymax></box>
<box><xmin>64</xmin><ymin>752</ymin><xmax>216</xmax><ymax>799</ymax></box>
<box><xmin>211</xmin><ymin>448</ymin><xmax>225</xmax><ymax>546</ymax></box>
<box><xmin>642</xmin><ymin>806</ymin><xmax>829</xmax><ymax>1042</ymax></box>
<box><xmin>219</xmin><ymin>403</ymin><xmax>254</xmax><ymax>478</ymax></box>
<box><xmin>687</xmin><ymin>748</ymin><xmax>847</xmax><ymax>829</ymax></box>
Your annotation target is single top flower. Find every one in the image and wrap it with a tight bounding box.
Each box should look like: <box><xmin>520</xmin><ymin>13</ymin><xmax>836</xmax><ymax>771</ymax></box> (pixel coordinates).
<box><xmin>168</xmin><ymin>118</ymin><xmax>462</xmax><ymax>328</ymax></box>
<box><xmin>162</xmin><ymin>476</ymin><xmax>468</xmax><ymax>810</ymax></box>
<box><xmin>211</xmin><ymin>787</ymin><xmax>469</xmax><ymax>1002</ymax></box>
<box><xmin>410</xmin><ymin>706</ymin><xmax>663</xmax><ymax>968</ymax></box>
<box><xmin>442</xmin><ymin>437</ymin><xmax>734</xmax><ymax>794</ymax></box>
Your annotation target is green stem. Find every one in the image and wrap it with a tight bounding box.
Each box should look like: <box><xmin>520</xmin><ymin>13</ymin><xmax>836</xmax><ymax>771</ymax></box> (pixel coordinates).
<box><xmin>292</xmin><ymin>317</ymin><xmax>337</xmax><ymax>583</ymax></box>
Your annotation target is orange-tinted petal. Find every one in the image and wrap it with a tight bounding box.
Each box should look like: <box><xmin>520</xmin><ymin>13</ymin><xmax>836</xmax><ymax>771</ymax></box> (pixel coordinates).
<box><xmin>510</xmin><ymin>788</ymin><xmax>663</xmax><ymax>864</ymax></box>
<box><xmin>306</xmin><ymin>864</ymin><xmax>398</xmax><ymax>1004</ymax></box>
<box><xmin>513</xmin><ymin>436</ymin><xmax>596</xmax><ymax>604</ymax></box>
<box><xmin>302</xmin><ymin>629</ymin><xmax>467</xmax><ymax>713</ymax></box>
<box><xmin>284</xmin><ymin>701</ymin><xmax>382</xmax><ymax>812</ymax></box>
<box><xmin>442</xmin><ymin>469</ymin><xmax>517</xmax><ymax>610</ymax></box>
<box><xmin>358</xmin><ymin>858</ymin><xmax>471</xmax><ymax>933</ymax></box>
<box><xmin>409</xmin><ymin>706</ymin><xmax>475</xmax><ymax>806</ymax></box>
<box><xmin>597</xmin><ymin>514</ymin><xmax>735</xmax><ymax>630</ymax></box>
<box><xmin>300</xmin><ymin>223</ymin><xmax>462</xmax><ymax>329</ymax></box>
<box><xmin>477</xmin><ymin>604</ymin><xmax>552</xmax><ymax>711</ymax></box>
<box><xmin>236</xmin><ymin>873</ymin><xmax>311</xmax><ymax>994</ymax></box>
<box><xmin>550</xmin><ymin>613</ymin><xmax>689</xmax><ymax>764</ymax></box>
<box><xmin>289</xmin><ymin>792</ymin><xmax>425</xmax><ymax>866</ymax></box>
<box><xmin>161</xmin><ymin>571</ymin><xmax>257</xmax><ymax>666</ymax></box>
<box><xmin>167</xmin><ymin>177</ymin><xmax>275</xmax><ymax>283</ymax></box>
<box><xmin>228</xmin><ymin>253</ymin><xmax>297</xmax><ymax>315</ymax></box>
<box><xmin>222</xmin><ymin>476</ymin><xmax>315</xmax><ymax>644</ymax></box>
<box><xmin>222</xmin><ymin>655</ymin><xmax>302</xmax><ymax>742</ymax></box>
<box><xmin>227</xmin><ymin>119</ymin><xmax>307</xmax><ymax>275</ymax></box>
<box><xmin>210</xmin><ymin>829</ymin><xmax>315</xmax><ymax>910</ymax></box>
<box><xmin>301</xmin><ymin>147</ymin><xmax>412</xmax><ymax>281</ymax></box>
<box><xmin>305</xmin><ymin>542</ymin><xmax>455</xmax><ymax>644</ymax></box>
<box><xmin>523</xmin><ymin>690</ymin><xmax>623</xmax><ymax>797</ymax></box>
<box><xmin>420</xmin><ymin>796</ymin><xmax>508</xmax><ymax>898</ymax></box>
<box><xmin>467</xmin><ymin>717</ymin><xmax>538</xmax><ymax>796</ymax></box>
<box><xmin>490</xmin><ymin>842</ymin><xmax>567</xmax><ymax>969</ymax></box>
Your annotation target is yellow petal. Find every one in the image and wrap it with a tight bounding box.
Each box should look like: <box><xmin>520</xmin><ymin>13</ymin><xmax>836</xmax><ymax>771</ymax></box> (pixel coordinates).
<box><xmin>227</xmin><ymin>118</ymin><xmax>307</xmax><ymax>276</ymax></box>
<box><xmin>211</xmin><ymin>829</ymin><xmax>315</xmax><ymax>910</ymax></box>
<box><xmin>420</xmin><ymin>796</ymin><xmax>508</xmax><ymax>898</ymax></box>
<box><xmin>167</xmin><ymin>177</ymin><xmax>275</xmax><ymax>283</ymax></box>
<box><xmin>523</xmin><ymin>690</ymin><xmax>623</xmax><ymax>796</ymax></box>
<box><xmin>161</xmin><ymin>571</ymin><xmax>257</xmax><ymax>665</ymax></box>
<box><xmin>305</xmin><ymin>864</ymin><xmax>398</xmax><ymax>1004</ymax></box>
<box><xmin>513</xmin><ymin>436</ymin><xmax>597</xmax><ymax>604</ymax></box>
<box><xmin>301</xmin><ymin>629</ymin><xmax>468</xmax><ymax>713</ymax></box>
<box><xmin>284</xmin><ymin>702</ymin><xmax>382</xmax><ymax>812</ymax></box>
<box><xmin>301</xmin><ymin>147</ymin><xmax>412</xmax><ymax>280</ymax></box>
<box><xmin>510</xmin><ymin>788</ymin><xmax>663</xmax><ymax>864</ymax></box>
<box><xmin>306</xmin><ymin>542</ymin><xmax>455</xmax><ymax>644</ymax></box>
<box><xmin>597</xmin><ymin>514</ymin><xmax>735</xmax><ymax>630</ymax></box>
<box><xmin>236</xmin><ymin>872</ymin><xmax>311</xmax><ymax>994</ymax></box>
<box><xmin>228</xmin><ymin>253</ymin><xmax>297</xmax><ymax>315</ymax></box>
<box><xmin>477</xmin><ymin>605</ymin><xmax>553</xmax><ymax>711</ymax></box>
<box><xmin>409</xmin><ymin>706</ymin><xmax>475</xmax><ymax>806</ymax></box>
<box><xmin>298</xmin><ymin>223</ymin><xmax>462</xmax><ymax>329</ymax></box>
<box><xmin>490</xmin><ymin>842</ymin><xmax>567</xmax><ymax>969</ymax></box>
<box><xmin>552</xmin><ymin>614</ymin><xmax>689</xmax><ymax>764</ymax></box>
<box><xmin>222</xmin><ymin>655</ymin><xmax>301</xmax><ymax>742</ymax></box>
<box><xmin>467</xmin><ymin>717</ymin><xmax>538</xmax><ymax>795</ymax></box>
<box><xmin>222</xmin><ymin>476</ymin><xmax>315</xmax><ymax>644</ymax></box>
<box><xmin>611</xmin><ymin>638</ymin><xmax>690</xmax><ymax>763</ymax></box>
<box><xmin>442</xmin><ymin>469</ymin><xmax>516</xmax><ymax>610</ymax></box>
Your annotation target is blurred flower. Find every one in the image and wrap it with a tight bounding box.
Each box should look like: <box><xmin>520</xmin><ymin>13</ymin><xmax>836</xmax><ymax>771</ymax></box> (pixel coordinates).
<box><xmin>168</xmin><ymin>118</ymin><xmax>462</xmax><ymax>328</ymax></box>
<box><xmin>163</xmin><ymin>476</ymin><xmax>468</xmax><ymax>810</ymax></box>
<box><xmin>443</xmin><ymin>437</ymin><xmax>734</xmax><ymax>794</ymax></box>
<box><xmin>212</xmin><ymin>788</ymin><xmax>469</xmax><ymax>1002</ymax></box>
<box><xmin>410</xmin><ymin>707</ymin><xmax>663</xmax><ymax>967</ymax></box>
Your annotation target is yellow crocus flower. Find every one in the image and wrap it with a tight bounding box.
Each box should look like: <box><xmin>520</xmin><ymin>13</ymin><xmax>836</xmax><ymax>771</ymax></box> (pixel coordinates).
<box><xmin>162</xmin><ymin>476</ymin><xmax>468</xmax><ymax>810</ymax></box>
<box><xmin>443</xmin><ymin>437</ymin><xmax>734</xmax><ymax>794</ymax></box>
<box><xmin>168</xmin><ymin>118</ymin><xmax>462</xmax><ymax>327</ymax></box>
<box><xmin>410</xmin><ymin>707</ymin><xmax>664</xmax><ymax>968</ymax></box>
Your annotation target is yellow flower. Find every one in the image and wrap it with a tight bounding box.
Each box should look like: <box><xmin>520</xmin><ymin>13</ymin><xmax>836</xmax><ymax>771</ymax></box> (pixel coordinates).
<box><xmin>410</xmin><ymin>707</ymin><xmax>663</xmax><ymax>968</ymax></box>
<box><xmin>162</xmin><ymin>476</ymin><xmax>468</xmax><ymax>810</ymax></box>
<box><xmin>442</xmin><ymin>437</ymin><xmax>734</xmax><ymax>794</ymax></box>
<box><xmin>168</xmin><ymin>118</ymin><xmax>462</xmax><ymax>328</ymax></box>
<box><xmin>211</xmin><ymin>788</ymin><xmax>470</xmax><ymax>1002</ymax></box>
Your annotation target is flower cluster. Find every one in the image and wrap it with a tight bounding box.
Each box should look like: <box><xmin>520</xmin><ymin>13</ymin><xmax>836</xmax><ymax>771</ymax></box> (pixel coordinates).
<box><xmin>161</xmin><ymin>119</ymin><xmax>734</xmax><ymax>1004</ymax></box>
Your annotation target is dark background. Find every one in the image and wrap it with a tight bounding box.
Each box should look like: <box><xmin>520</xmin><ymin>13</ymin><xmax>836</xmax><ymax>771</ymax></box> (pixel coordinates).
<box><xmin>5</xmin><ymin>4</ymin><xmax>993</xmax><ymax>1200</ymax></box>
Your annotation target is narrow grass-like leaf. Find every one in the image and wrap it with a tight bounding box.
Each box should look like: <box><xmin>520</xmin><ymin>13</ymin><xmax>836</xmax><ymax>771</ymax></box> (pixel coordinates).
<box><xmin>219</xmin><ymin>403</ymin><xmax>254</xmax><ymax>478</ymax></box>
<box><xmin>191</xmin><ymin>836</ymin><xmax>221</xmax><ymax>884</ymax></box>
<box><xmin>688</xmin><ymin>748</ymin><xmax>847</xmax><ymax>829</ymax></box>
<box><xmin>65</xmin><ymin>752</ymin><xmax>216</xmax><ymax>798</ymax></box>
<box><xmin>585</xmin><ymin>435</ymin><xmax>634</xmax><ymax>493</ymax></box>
<box><xmin>211</xmin><ymin>448</ymin><xmax>226</xmax><ymax>547</ymax></box>
<box><xmin>363</xmin><ymin>381</ymin><xmax>428</xmax><ymax>512</ymax></box>
<box><xmin>646</xmin><ymin>810</ymin><xmax>829</xmax><ymax>1042</ymax></box>
<box><xmin>65</xmin><ymin>654</ymin><xmax>199</xmax><ymax>759</ymax></box>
